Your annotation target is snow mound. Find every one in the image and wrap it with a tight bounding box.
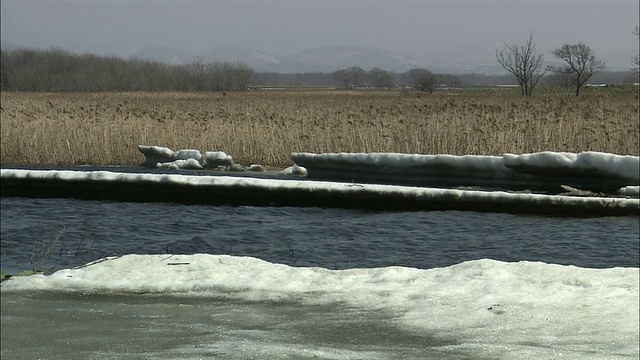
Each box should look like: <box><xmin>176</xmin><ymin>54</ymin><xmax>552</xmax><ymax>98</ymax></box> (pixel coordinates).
<box><xmin>137</xmin><ymin>145</ymin><xmax>266</xmax><ymax>172</ymax></box>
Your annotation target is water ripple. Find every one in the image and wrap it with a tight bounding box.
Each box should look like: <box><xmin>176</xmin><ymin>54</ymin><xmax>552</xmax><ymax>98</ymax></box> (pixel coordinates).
<box><xmin>1</xmin><ymin>197</ymin><xmax>638</xmax><ymax>274</ymax></box>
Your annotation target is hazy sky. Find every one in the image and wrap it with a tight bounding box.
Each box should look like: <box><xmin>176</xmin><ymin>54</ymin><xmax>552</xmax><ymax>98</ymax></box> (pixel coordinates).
<box><xmin>1</xmin><ymin>0</ymin><xmax>638</xmax><ymax>70</ymax></box>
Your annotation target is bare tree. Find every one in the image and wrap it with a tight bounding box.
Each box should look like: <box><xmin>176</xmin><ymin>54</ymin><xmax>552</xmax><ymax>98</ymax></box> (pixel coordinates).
<box><xmin>185</xmin><ymin>56</ymin><xmax>207</xmax><ymax>91</ymax></box>
<box><xmin>368</xmin><ymin>67</ymin><xmax>395</xmax><ymax>89</ymax></box>
<box><xmin>231</xmin><ymin>61</ymin><xmax>254</xmax><ymax>91</ymax></box>
<box><xmin>332</xmin><ymin>67</ymin><xmax>367</xmax><ymax>89</ymax></box>
<box><xmin>632</xmin><ymin>26</ymin><xmax>639</xmax><ymax>75</ymax></box>
<box><xmin>332</xmin><ymin>69</ymin><xmax>351</xmax><ymax>89</ymax></box>
<box><xmin>0</xmin><ymin>51</ymin><xmax>10</xmax><ymax>90</ymax></box>
<box><xmin>549</xmin><ymin>43</ymin><xmax>605</xmax><ymax>96</ymax></box>
<box><xmin>407</xmin><ymin>68</ymin><xmax>438</xmax><ymax>93</ymax></box>
<box><xmin>438</xmin><ymin>74</ymin><xmax>461</xmax><ymax>88</ymax></box>
<box><xmin>347</xmin><ymin>67</ymin><xmax>367</xmax><ymax>89</ymax></box>
<box><xmin>496</xmin><ymin>33</ymin><xmax>545</xmax><ymax>96</ymax></box>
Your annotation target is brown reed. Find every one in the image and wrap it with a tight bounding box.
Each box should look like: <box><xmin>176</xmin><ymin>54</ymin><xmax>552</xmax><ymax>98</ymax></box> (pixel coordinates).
<box><xmin>1</xmin><ymin>89</ymin><xmax>638</xmax><ymax>168</ymax></box>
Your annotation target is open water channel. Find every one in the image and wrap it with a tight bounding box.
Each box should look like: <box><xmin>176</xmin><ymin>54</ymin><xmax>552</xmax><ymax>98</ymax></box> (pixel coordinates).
<box><xmin>1</xmin><ymin>196</ymin><xmax>638</xmax><ymax>274</ymax></box>
<box><xmin>1</xmin><ymin>196</ymin><xmax>638</xmax><ymax>359</ymax></box>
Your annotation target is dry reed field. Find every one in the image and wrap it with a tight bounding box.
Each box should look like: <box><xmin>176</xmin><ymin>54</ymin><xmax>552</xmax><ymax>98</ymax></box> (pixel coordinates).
<box><xmin>1</xmin><ymin>89</ymin><xmax>638</xmax><ymax>168</ymax></box>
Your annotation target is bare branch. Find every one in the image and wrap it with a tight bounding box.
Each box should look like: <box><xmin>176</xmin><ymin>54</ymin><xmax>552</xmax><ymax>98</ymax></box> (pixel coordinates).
<box><xmin>496</xmin><ymin>32</ymin><xmax>545</xmax><ymax>96</ymax></box>
<box><xmin>550</xmin><ymin>43</ymin><xmax>605</xmax><ymax>96</ymax></box>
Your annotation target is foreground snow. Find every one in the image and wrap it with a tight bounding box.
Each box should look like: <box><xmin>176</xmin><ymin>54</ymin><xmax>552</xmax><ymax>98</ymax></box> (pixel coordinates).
<box><xmin>2</xmin><ymin>255</ymin><xmax>638</xmax><ymax>358</ymax></box>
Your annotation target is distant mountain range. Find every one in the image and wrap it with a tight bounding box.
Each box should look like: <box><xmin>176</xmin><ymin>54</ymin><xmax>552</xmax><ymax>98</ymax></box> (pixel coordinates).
<box><xmin>1</xmin><ymin>39</ymin><xmax>504</xmax><ymax>74</ymax></box>
<box><xmin>130</xmin><ymin>45</ymin><xmax>441</xmax><ymax>73</ymax></box>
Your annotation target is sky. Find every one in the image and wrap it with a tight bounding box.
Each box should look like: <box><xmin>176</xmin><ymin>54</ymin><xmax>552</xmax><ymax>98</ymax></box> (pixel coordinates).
<box><xmin>1</xmin><ymin>0</ymin><xmax>639</xmax><ymax>71</ymax></box>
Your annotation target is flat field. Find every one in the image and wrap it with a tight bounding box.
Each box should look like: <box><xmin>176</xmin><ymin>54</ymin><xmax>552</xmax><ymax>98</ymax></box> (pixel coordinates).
<box><xmin>1</xmin><ymin>89</ymin><xmax>638</xmax><ymax>167</ymax></box>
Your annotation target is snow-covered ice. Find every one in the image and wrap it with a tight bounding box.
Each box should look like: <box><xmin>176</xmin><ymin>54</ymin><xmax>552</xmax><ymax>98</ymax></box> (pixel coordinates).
<box><xmin>292</xmin><ymin>151</ymin><xmax>508</xmax><ymax>177</ymax></box>
<box><xmin>1</xmin><ymin>168</ymin><xmax>637</xmax><ymax>215</ymax></box>
<box><xmin>135</xmin><ymin>146</ymin><xmax>639</xmax><ymax>195</ymax></box>
<box><xmin>290</xmin><ymin>151</ymin><xmax>638</xmax><ymax>181</ymax></box>
<box><xmin>2</xmin><ymin>254</ymin><xmax>638</xmax><ymax>359</ymax></box>
<box><xmin>503</xmin><ymin>151</ymin><xmax>640</xmax><ymax>181</ymax></box>
<box><xmin>292</xmin><ymin>151</ymin><xmax>640</xmax><ymax>191</ymax></box>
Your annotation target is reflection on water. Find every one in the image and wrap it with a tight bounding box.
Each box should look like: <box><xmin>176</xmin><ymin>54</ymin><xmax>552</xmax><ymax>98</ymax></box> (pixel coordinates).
<box><xmin>1</xmin><ymin>196</ymin><xmax>638</xmax><ymax>275</ymax></box>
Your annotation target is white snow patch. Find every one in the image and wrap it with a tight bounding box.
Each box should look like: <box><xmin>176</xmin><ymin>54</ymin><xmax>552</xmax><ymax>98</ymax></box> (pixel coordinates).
<box><xmin>203</xmin><ymin>151</ymin><xmax>234</xmax><ymax>169</ymax></box>
<box><xmin>156</xmin><ymin>158</ymin><xmax>203</xmax><ymax>170</ymax></box>
<box><xmin>2</xmin><ymin>255</ymin><xmax>638</xmax><ymax>358</ymax></box>
<box><xmin>293</xmin><ymin>152</ymin><xmax>507</xmax><ymax>172</ymax></box>
<box><xmin>503</xmin><ymin>151</ymin><xmax>639</xmax><ymax>181</ymax></box>
<box><xmin>173</xmin><ymin>149</ymin><xmax>202</xmax><ymax>161</ymax></box>
<box><xmin>294</xmin><ymin>151</ymin><xmax>639</xmax><ymax>183</ymax></box>
<box><xmin>280</xmin><ymin>165</ymin><xmax>308</xmax><ymax>176</ymax></box>
<box><xmin>137</xmin><ymin>145</ymin><xmax>175</xmax><ymax>167</ymax></box>
<box><xmin>617</xmin><ymin>186</ymin><xmax>640</xmax><ymax>197</ymax></box>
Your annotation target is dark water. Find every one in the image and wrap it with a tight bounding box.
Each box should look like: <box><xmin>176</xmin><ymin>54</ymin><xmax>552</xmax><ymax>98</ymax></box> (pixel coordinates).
<box><xmin>1</xmin><ymin>196</ymin><xmax>638</xmax><ymax>275</ymax></box>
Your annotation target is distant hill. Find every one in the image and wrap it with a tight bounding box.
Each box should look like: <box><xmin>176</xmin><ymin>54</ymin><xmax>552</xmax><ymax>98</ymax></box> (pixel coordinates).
<box><xmin>202</xmin><ymin>46</ymin><xmax>286</xmax><ymax>70</ymax></box>
<box><xmin>130</xmin><ymin>46</ymin><xmax>194</xmax><ymax>65</ymax></box>
<box><xmin>281</xmin><ymin>45</ymin><xmax>432</xmax><ymax>73</ymax></box>
<box><xmin>129</xmin><ymin>45</ymin><xmax>437</xmax><ymax>73</ymax></box>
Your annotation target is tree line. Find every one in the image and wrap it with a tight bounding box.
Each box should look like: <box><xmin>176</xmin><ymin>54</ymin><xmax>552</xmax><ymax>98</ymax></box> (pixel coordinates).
<box><xmin>255</xmin><ymin>71</ymin><xmax>511</xmax><ymax>89</ymax></box>
<box><xmin>0</xmin><ymin>48</ymin><xmax>254</xmax><ymax>92</ymax></box>
<box><xmin>0</xmin><ymin>48</ymin><xmax>511</xmax><ymax>92</ymax></box>
<box><xmin>0</xmin><ymin>43</ymin><xmax>637</xmax><ymax>93</ymax></box>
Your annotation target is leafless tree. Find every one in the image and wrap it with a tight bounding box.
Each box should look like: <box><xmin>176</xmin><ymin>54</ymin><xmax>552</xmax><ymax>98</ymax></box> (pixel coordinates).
<box><xmin>368</xmin><ymin>67</ymin><xmax>395</xmax><ymax>89</ymax></box>
<box><xmin>347</xmin><ymin>67</ymin><xmax>367</xmax><ymax>89</ymax></box>
<box><xmin>632</xmin><ymin>26</ymin><xmax>639</xmax><ymax>75</ymax></box>
<box><xmin>185</xmin><ymin>56</ymin><xmax>208</xmax><ymax>91</ymax></box>
<box><xmin>407</xmin><ymin>68</ymin><xmax>438</xmax><ymax>93</ymax></box>
<box><xmin>496</xmin><ymin>33</ymin><xmax>545</xmax><ymax>96</ymax></box>
<box><xmin>332</xmin><ymin>67</ymin><xmax>367</xmax><ymax>89</ymax></box>
<box><xmin>231</xmin><ymin>61</ymin><xmax>254</xmax><ymax>91</ymax></box>
<box><xmin>0</xmin><ymin>51</ymin><xmax>10</xmax><ymax>90</ymax></box>
<box><xmin>332</xmin><ymin>69</ymin><xmax>351</xmax><ymax>89</ymax></box>
<box><xmin>549</xmin><ymin>43</ymin><xmax>605</xmax><ymax>96</ymax></box>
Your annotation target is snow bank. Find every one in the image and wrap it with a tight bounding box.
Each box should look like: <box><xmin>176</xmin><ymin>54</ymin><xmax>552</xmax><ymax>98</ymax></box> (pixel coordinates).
<box><xmin>1</xmin><ymin>169</ymin><xmax>637</xmax><ymax>215</ymax></box>
<box><xmin>503</xmin><ymin>151</ymin><xmax>639</xmax><ymax>181</ymax></box>
<box><xmin>292</xmin><ymin>151</ymin><xmax>640</xmax><ymax>193</ymax></box>
<box><xmin>138</xmin><ymin>147</ymin><xmax>639</xmax><ymax>193</ymax></box>
<box><xmin>292</xmin><ymin>152</ymin><xmax>507</xmax><ymax>175</ymax></box>
<box><xmin>293</xmin><ymin>151</ymin><xmax>639</xmax><ymax>182</ymax></box>
<box><xmin>2</xmin><ymin>254</ymin><xmax>638</xmax><ymax>358</ymax></box>
<box><xmin>618</xmin><ymin>186</ymin><xmax>640</xmax><ymax>197</ymax></box>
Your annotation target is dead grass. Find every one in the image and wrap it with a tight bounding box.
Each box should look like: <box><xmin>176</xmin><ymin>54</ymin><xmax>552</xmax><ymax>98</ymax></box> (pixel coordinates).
<box><xmin>1</xmin><ymin>89</ymin><xmax>638</xmax><ymax>168</ymax></box>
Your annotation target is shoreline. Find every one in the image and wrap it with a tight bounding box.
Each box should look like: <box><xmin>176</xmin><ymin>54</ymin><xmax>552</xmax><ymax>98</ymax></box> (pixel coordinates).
<box><xmin>2</xmin><ymin>167</ymin><xmax>638</xmax><ymax>217</ymax></box>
